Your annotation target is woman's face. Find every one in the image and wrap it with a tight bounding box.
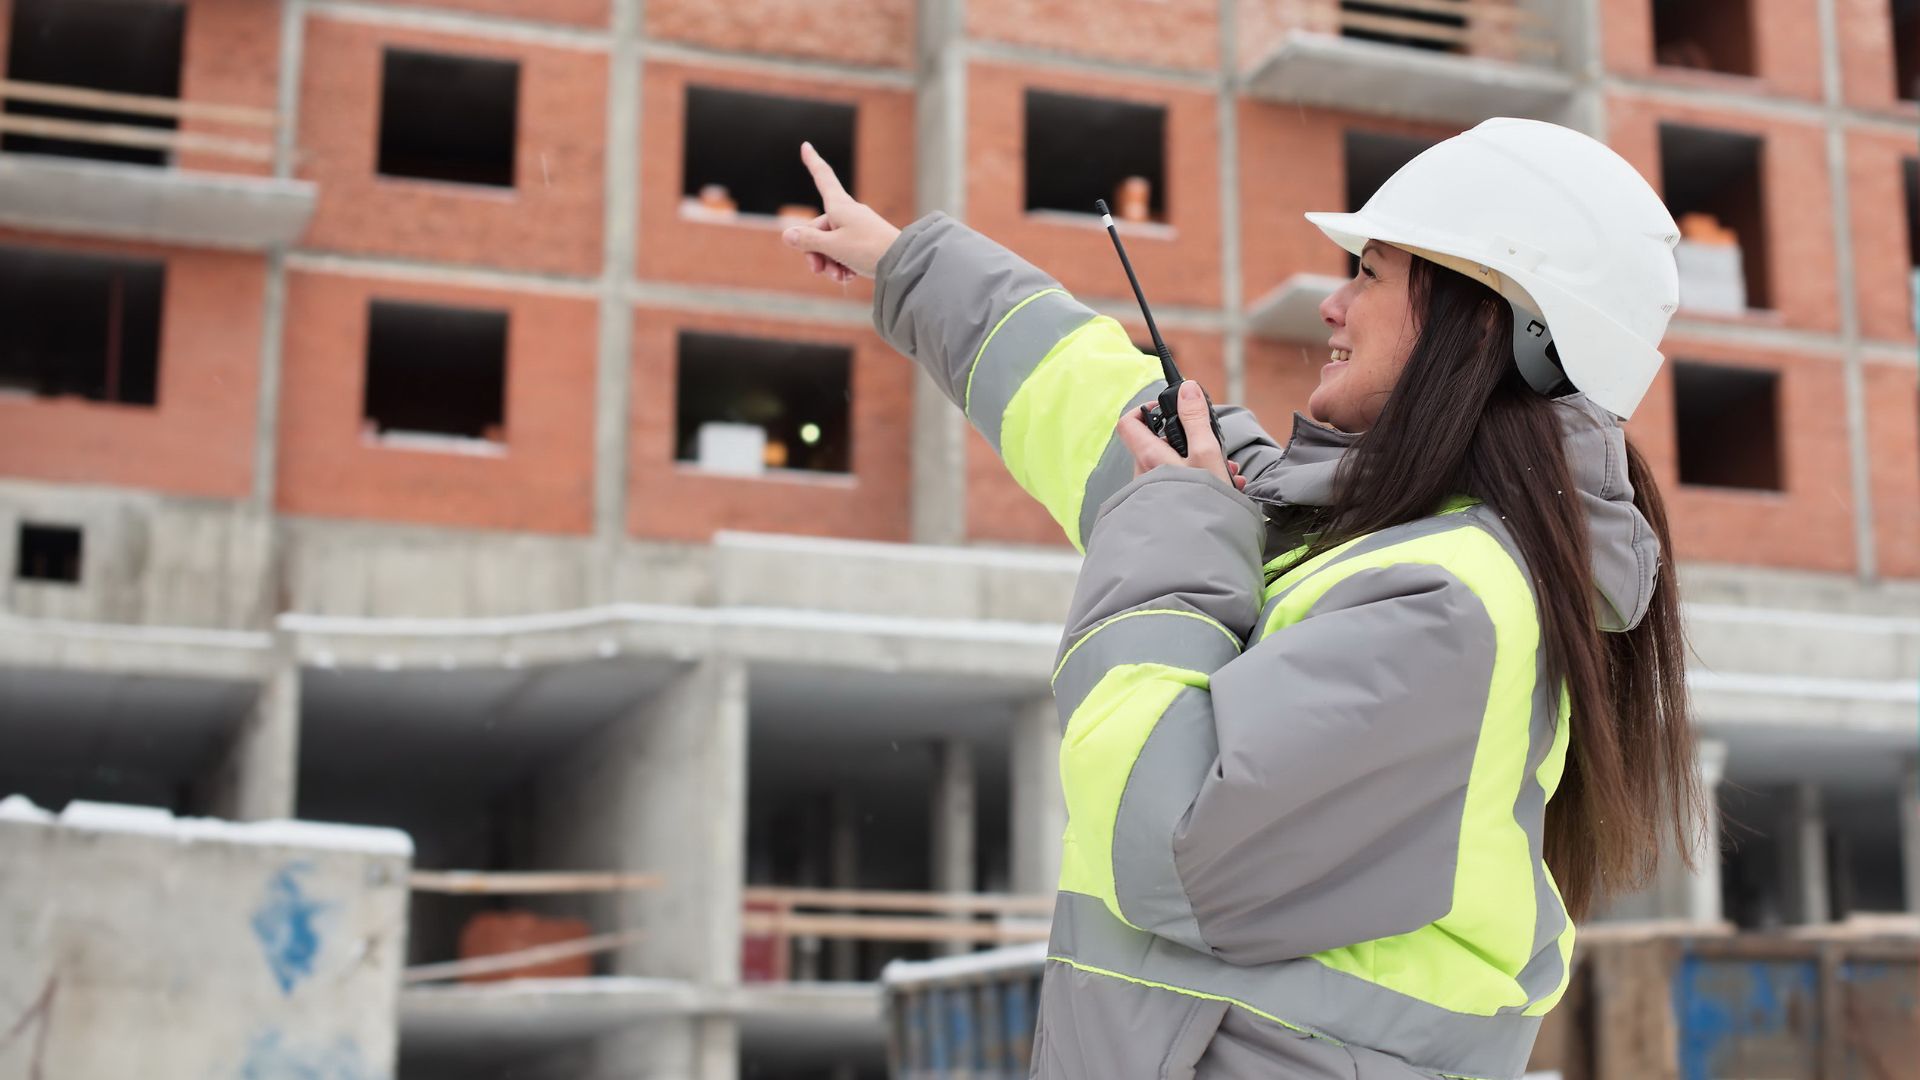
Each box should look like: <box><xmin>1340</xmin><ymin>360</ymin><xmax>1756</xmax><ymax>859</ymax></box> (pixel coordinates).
<box><xmin>1310</xmin><ymin>241</ymin><xmax>1421</xmax><ymax>433</ymax></box>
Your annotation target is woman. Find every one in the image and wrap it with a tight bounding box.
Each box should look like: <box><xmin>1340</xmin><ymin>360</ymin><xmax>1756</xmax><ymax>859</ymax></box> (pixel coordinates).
<box><xmin>784</xmin><ymin>118</ymin><xmax>1703</xmax><ymax>1080</ymax></box>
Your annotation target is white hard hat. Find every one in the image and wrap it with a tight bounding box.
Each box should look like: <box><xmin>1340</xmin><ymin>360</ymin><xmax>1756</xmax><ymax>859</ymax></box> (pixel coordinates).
<box><xmin>1305</xmin><ymin>117</ymin><xmax>1681</xmax><ymax>419</ymax></box>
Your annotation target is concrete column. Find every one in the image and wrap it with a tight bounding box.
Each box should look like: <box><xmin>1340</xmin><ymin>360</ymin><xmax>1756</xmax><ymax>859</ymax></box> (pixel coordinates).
<box><xmin>1685</xmin><ymin>739</ymin><xmax>1728</xmax><ymax>924</ymax></box>
<box><xmin>1785</xmin><ymin>782</ymin><xmax>1832</xmax><ymax>925</ymax></box>
<box><xmin>827</xmin><ymin>788</ymin><xmax>860</xmax><ymax>981</ymax></box>
<box><xmin>531</xmin><ymin>656</ymin><xmax>748</xmax><ymax>984</ymax></box>
<box><xmin>1901</xmin><ymin>756</ymin><xmax>1920</xmax><ymax>913</ymax></box>
<box><xmin>592</xmin><ymin>0</ymin><xmax>643</xmax><ymax>570</ymax></box>
<box><xmin>201</xmin><ymin>644</ymin><xmax>299</xmax><ymax>821</ymax></box>
<box><xmin>931</xmin><ymin>738</ymin><xmax>977</xmax><ymax>956</ymax></box>
<box><xmin>908</xmin><ymin>0</ymin><xmax>969</xmax><ymax>545</ymax></box>
<box><xmin>1009</xmin><ymin>697</ymin><xmax>1064</xmax><ymax>896</ymax></box>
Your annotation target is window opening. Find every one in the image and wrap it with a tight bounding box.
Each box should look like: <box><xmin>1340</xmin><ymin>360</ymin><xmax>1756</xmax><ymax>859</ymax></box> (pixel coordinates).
<box><xmin>681</xmin><ymin>86</ymin><xmax>856</xmax><ymax>221</ymax></box>
<box><xmin>1893</xmin><ymin>0</ymin><xmax>1918</xmax><ymax>102</ymax></box>
<box><xmin>16</xmin><ymin>524</ymin><xmax>82</xmax><ymax>583</ymax></box>
<box><xmin>1662</xmin><ymin>124</ymin><xmax>1770</xmax><ymax>313</ymax></box>
<box><xmin>1674</xmin><ymin>362</ymin><xmax>1782</xmax><ymax>491</ymax></box>
<box><xmin>1023</xmin><ymin>90</ymin><xmax>1166</xmax><ymax>224</ymax></box>
<box><xmin>2</xmin><ymin>0</ymin><xmax>185</xmax><ymax>166</ymax></box>
<box><xmin>675</xmin><ymin>331</ymin><xmax>851</xmax><ymax>475</ymax></box>
<box><xmin>1651</xmin><ymin>0</ymin><xmax>1756</xmax><ymax>76</ymax></box>
<box><xmin>0</xmin><ymin>245</ymin><xmax>162</xmax><ymax>405</ymax></box>
<box><xmin>377</xmin><ymin>49</ymin><xmax>519</xmax><ymax>188</ymax></box>
<box><xmin>362</xmin><ymin>301</ymin><xmax>508</xmax><ymax>443</ymax></box>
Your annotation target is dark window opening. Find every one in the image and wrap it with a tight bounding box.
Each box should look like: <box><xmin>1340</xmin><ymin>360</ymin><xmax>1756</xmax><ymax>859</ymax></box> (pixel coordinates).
<box><xmin>1894</xmin><ymin>0</ymin><xmax>1919</xmax><ymax>101</ymax></box>
<box><xmin>1674</xmin><ymin>362</ymin><xmax>1782</xmax><ymax>491</ymax></box>
<box><xmin>1340</xmin><ymin>1</ymin><xmax>1467</xmax><ymax>55</ymax></box>
<box><xmin>362</xmin><ymin>301</ymin><xmax>508</xmax><ymax>441</ymax></box>
<box><xmin>1345</xmin><ymin>130</ymin><xmax>1435</xmax><ymax>275</ymax></box>
<box><xmin>0</xmin><ymin>246</ymin><xmax>162</xmax><ymax>405</ymax></box>
<box><xmin>682</xmin><ymin>86</ymin><xmax>856</xmax><ymax>219</ymax></box>
<box><xmin>2</xmin><ymin>0</ymin><xmax>185</xmax><ymax>166</ymax></box>
<box><xmin>16</xmin><ymin>524</ymin><xmax>82</xmax><ymax>583</ymax></box>
<box><xmin>377</xmin><ymin>49</ymin><xmax>518</xmax><ymax>188</ymax></box>
<box><xmin>1904</xmin><ymin>158</ymin><xmax>1919</xmax><ymax>270</ymax></box>
<box><xmin>1651</xmin><ymin>0</ymin><xmax>1756</xmax><ymax>76</ymax></box>
<box><xmin>1661</xmin><ymin>124</ymin><xmax>1770</xmax><ymax>312</ymax></box>
<box><xmin>1023</xmin><ymin>90</ymin><xmax>1166</xmax><ymax>222</ymax></box>
<box><xmin>675</xmin><ymin>331</ymin><xmax>851</xmax><ymax>475</ymax></box>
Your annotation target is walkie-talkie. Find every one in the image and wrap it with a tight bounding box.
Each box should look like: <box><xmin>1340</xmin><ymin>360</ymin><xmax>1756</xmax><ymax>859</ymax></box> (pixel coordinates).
<box><xmin>1095</xmin><ymin>200</ymin><xmax>1225</xmax><ymax>458</ymax></box>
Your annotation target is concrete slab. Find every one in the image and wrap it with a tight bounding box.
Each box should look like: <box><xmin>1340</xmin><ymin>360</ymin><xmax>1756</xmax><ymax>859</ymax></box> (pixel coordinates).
<box><xmin>0</xmin><ymin>155</ymin><xmax>316</xmax><ymax>251</ymax></box>
<box><xmin>1246</xmin><ymin>273</ymin><xmax>1344</xmax><ymax>343</ymax></box>
<box><xmin>0</xmin><ymin>664</ymin><xmax>259</xmax><ymax>810</ymax></box>
<box><xmin>1244</xmin><ymin>33</ymin><xmax>1576</xmax><ymax>127</ymax></box>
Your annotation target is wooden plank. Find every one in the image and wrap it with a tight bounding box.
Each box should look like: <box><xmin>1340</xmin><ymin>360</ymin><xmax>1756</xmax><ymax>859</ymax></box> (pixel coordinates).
<box><xmin>1367</xmin><ymin>0</ymin><xmax>1541</xmax><ymax>26</ymax></box>
<box><xmin>408</xmin><ymin>870</ymin><xmax>662</xmax><ymax>895</ymax></box>
<box><xmin>739</xmin><ymin>911</ymin><xmax>1050</xmax><ymax>944</ymax></box>
<box><xmin>0</xmin><ymin>114</ymin><xmax>272</xmax><ymax>163</ymax></box>
<box><xmin>1339</xmin><ymin>9</ymin><xmax>1472</xmax><ymax>45</ymax></box>
<box><xmin>0</xmin><ymin>79</ymin><xmax>277</xmax><ymax>127</ymax></box>
<box><xmin>401</xmin><ymin>928</ymin><xmax>646</xmax><ymax>985</ymax></box>
<box><xmin>743</xmin><ymin>886</ymin><xmax>1054</xmax><ymax>916</ymax></box>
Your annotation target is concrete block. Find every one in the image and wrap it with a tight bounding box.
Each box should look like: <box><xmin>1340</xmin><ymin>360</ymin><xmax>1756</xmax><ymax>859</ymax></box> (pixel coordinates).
<box><xmin>0</xmin><ymin>798</ymin><xmax>411</xmax><ymax>1080</ymax></box>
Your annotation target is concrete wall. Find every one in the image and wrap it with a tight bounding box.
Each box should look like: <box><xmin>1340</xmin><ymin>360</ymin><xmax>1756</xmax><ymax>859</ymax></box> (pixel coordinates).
<box><xmin>0</xmin><ymin>799</ymin><xmax>411</xmax><ymax>1080</ymax></box>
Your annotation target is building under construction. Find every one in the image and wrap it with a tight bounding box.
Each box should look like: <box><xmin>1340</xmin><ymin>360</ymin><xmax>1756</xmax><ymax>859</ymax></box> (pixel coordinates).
<box><xmin>0</xmin><ymin>0</ymin><xmax>1916</xmax><ymax>1077</ymax></box>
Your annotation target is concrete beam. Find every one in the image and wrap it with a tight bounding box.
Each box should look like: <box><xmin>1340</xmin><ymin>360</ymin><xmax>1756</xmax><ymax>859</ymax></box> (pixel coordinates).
<box><xmin>1243</xmin><ymin>34</ymin><xmax>1577</xmax><ymax>127</ymax></box>
<box><xmin>1009</xmin><ymin>696</ymin><xmax>1063</xmax><ymax>896</ymax></box>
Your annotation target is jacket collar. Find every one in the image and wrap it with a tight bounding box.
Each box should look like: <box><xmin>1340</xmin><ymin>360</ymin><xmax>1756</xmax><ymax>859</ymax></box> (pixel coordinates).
<box><xmin>1241</xmin><ymin>395</ymin><xmax>1659</xmax><ymax>632</ymax></box>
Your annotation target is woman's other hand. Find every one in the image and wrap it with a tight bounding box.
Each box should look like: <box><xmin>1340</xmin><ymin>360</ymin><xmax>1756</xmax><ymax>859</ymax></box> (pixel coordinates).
<box><xmin>1116</xmin><ymin>380</ymin><xmax>1245</xmax><ymax>491</ymax></box>
<box><xmin>782</xmin><ymin>142</ymin><xmax>900</xmax><ymax>283</ymax></box>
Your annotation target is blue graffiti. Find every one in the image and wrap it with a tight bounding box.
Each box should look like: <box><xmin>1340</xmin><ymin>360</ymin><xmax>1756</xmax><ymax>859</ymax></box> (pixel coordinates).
<box><xmin>239</xmin><ymin>1029</ymin><xmax>381</xmax><ymax>1080</ymax></box>
<box><xmin>250</xmin><ymin>863</ymin><xmax>327</xmax><ymax>996</ymax></box>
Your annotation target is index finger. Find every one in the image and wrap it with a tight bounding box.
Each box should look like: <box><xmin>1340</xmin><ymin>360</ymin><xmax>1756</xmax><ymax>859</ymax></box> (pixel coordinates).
<box><xmin>800</xmin><ymin>142</ymin><xmax>852</xmax><ymax>207</ymax></box>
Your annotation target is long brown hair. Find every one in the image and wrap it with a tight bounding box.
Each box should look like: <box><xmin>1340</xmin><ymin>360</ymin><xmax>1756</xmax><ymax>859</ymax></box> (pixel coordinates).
<box><xmin>1292</xmin><ymin>256</ymin><xmax>1704</xmax><ymax>923</ymax></box>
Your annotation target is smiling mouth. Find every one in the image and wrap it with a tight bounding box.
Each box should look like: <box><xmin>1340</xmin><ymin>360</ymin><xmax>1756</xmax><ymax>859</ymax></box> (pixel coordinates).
<box><xmin>1328</xmin><ymin>348</ymin><xmax>1351</xmax><ymax>364</ymax></box>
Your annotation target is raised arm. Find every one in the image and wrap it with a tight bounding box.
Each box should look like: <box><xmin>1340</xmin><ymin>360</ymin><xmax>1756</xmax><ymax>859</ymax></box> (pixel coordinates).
<box><xmin>783</xmin><ymin>143</ymin><xmax>1281</xmax><ymax>550</ymax></box>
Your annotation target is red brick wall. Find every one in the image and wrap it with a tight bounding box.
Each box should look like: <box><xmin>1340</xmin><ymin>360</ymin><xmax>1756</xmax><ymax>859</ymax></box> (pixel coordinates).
<box><xmin>1599</xmin><ymin>0</ymin><xmax>1823</xmax><ymax>99</ymax></box>
<box><xmin>1244</xmin><ymin>337</ymin><xmax>1333</xmax><ymax>440</ymax></box>
<box><xmin>395</xmin><ymin>0</ymin><xmax>611</xmax><ymax>29</ymax></box>
<box><xmin>176</xmin><ymin>0</ymin><xmax>282</xmax><ymax>177</ymax></box>
<box><xmin>1838</xmin><ymin>0</ymin><xmax>1920</xmax><ymax>114</ymax></box>
<box><xmin>967</xmin><ymin>0</ymin><xmax>1218</xmax><ymax>73</ymax></box>
<box><xmin>295</xmin><ymin>15</ymin><xmax>607</xmax><ymax>276</ymax></box>
<box><xmin>636</xmin><ymin>61</ymin><xmax>915</xmax><ymax>298</ymax></box>
<box><xmin>1609</xmin><ymin>94</ymin><xmax>1839</xmax><ymax>334</ymax></box>
<box><xmin>646</xmin><ymin>0</ymin><xmax>913</xmax><ymax>68</ymax></box>
<box><xmin>276</xmin><ymin>271</ymin><xmax>596</xmax><ymax>533</ymax></box>
<box><xmin>628</xmin><ymin>309</ymin><xmax>911</xmax><ymax>543</ymax></box>
<box><xmin>966</xmin><ymin>327</ymin><xmax>1226</xmax><ymax>546</ymax></box>
<box><xmin>1239</xmin><ymin>102</ymin><xmax>1461</xmax><ymax>312</ymax></box>
<box><xmin>965</xmin><ymin>62</ymin><xmax>1221</xmax><ymax>309</ymax></box>
<box><xmin>1864</xmin><ymin>361</ymin><xmax>1919</xmax><ymax>578</ymax></box>
<box><xmin>1626</xmin><ymin>340</ymin><xmax>1856</xmax><ymax>573</ymax></box>
<box><xmin>1847</xmin><ymin>129</ymin><xmax>1919</xmax><ymax>345</ymax></box>
<box><xmin>0</xmin><ymin>231</ymin><xmax>260</xmax><ymax>498</ymax></box>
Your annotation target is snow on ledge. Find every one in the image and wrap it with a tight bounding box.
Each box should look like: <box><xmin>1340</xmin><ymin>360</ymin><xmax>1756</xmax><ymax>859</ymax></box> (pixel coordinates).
<box><xmin>0</xmin><ymin>796</ymin><xmax>413</xmax><ymax>857</ymax></box>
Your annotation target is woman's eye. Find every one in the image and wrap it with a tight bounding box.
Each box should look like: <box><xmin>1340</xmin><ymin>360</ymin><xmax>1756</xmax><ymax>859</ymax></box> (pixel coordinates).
<box><xmin>1360</xmin><ymin>263</ymin><xmax>1377</xmax><ymax>280</ymax></box>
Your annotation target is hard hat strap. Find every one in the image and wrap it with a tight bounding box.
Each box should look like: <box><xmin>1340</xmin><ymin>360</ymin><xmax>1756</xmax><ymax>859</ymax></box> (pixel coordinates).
<box><xmin>1510</xmin><ymin>302</ymin><xmax>1575</xmax><ymax>398</ymax></box>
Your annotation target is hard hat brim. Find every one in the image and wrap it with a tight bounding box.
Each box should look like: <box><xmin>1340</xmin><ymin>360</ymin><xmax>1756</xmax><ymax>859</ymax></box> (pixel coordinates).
<box><xmin>1303</xmin><ymin>210</ymin><xmax>1661</xmax><ymax>419</ymax></box>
